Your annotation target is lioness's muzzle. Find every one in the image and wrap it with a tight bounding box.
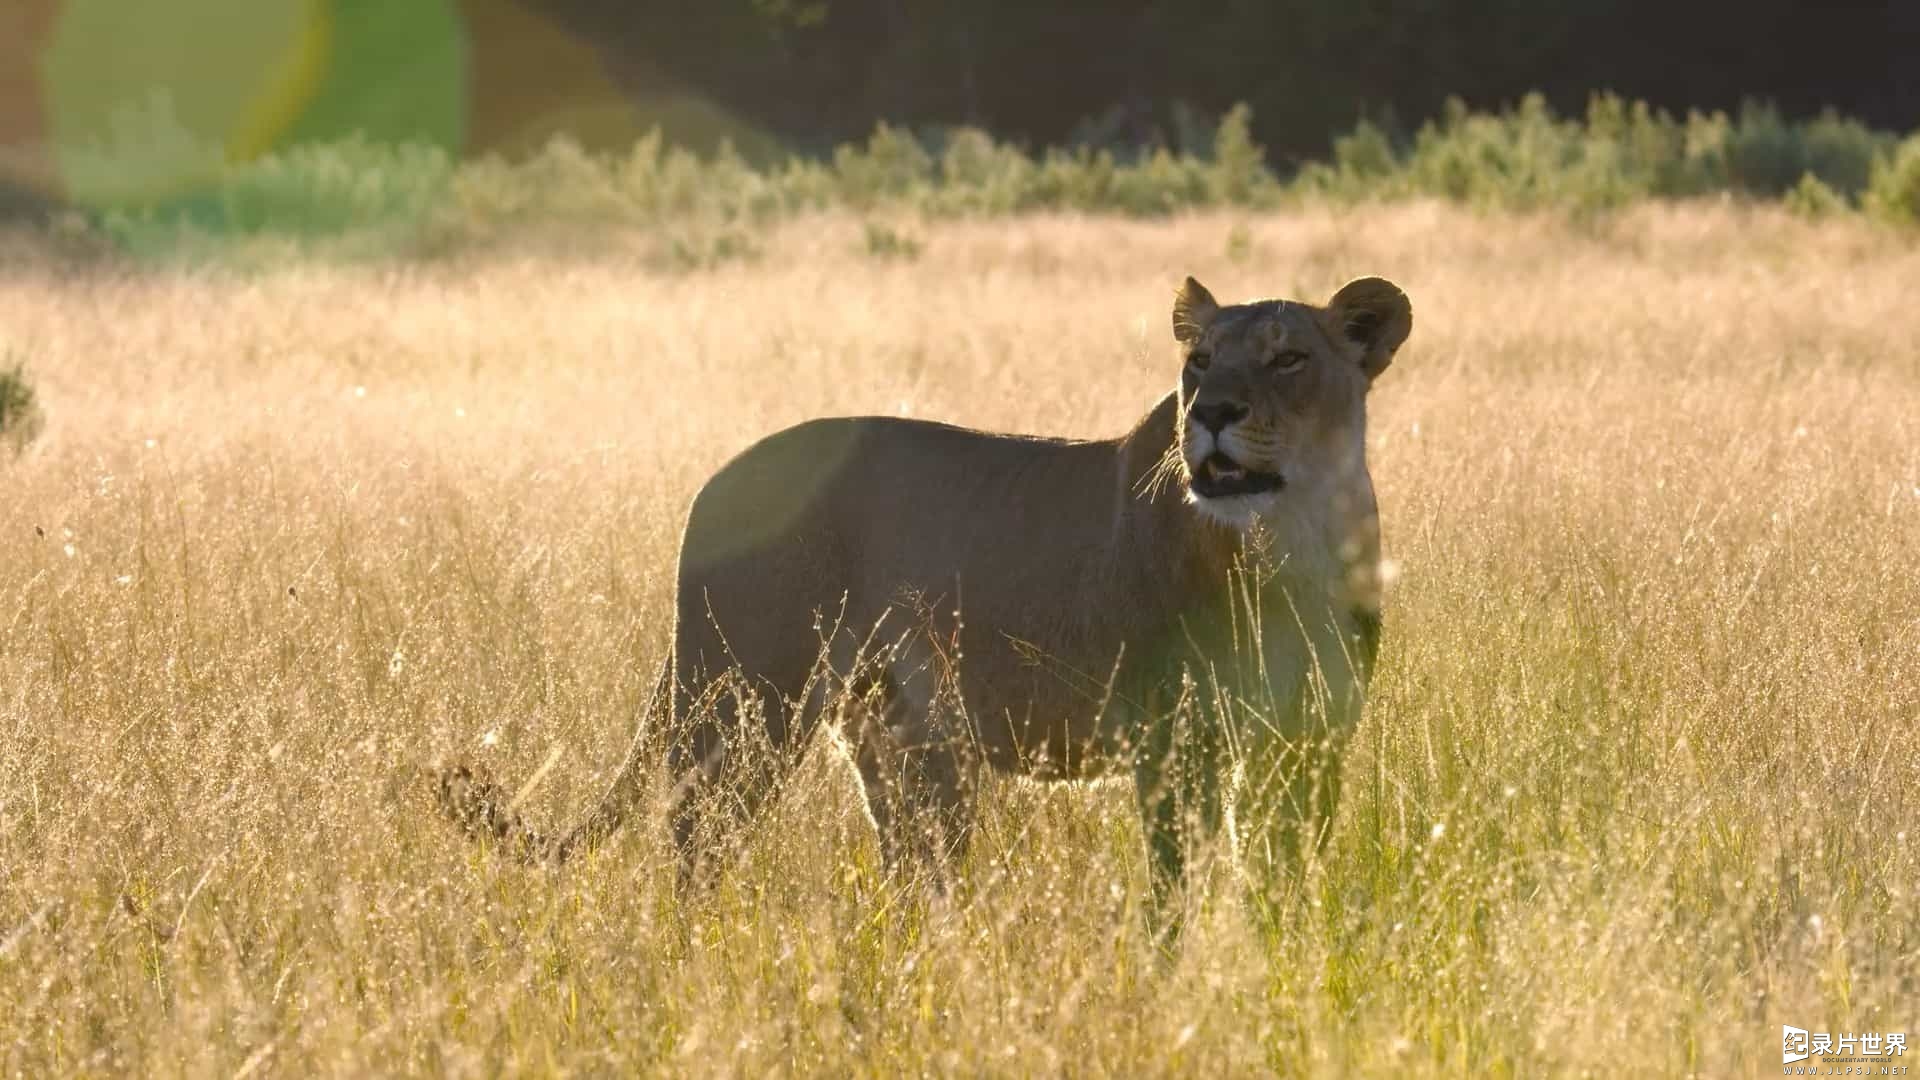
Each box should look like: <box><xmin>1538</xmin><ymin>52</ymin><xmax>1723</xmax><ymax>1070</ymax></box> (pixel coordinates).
<box><xmin>1189</xmin><ymin>451</ymin><xmax>1284</xmax><ymax>498</ymax></box>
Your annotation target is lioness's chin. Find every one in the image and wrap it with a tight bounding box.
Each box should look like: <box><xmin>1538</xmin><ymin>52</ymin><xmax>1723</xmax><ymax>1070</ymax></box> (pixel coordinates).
<box><xmin>1185</xmin><ymin>488</ymin><xmax>1281</xmax><ymax>530</ymax></box>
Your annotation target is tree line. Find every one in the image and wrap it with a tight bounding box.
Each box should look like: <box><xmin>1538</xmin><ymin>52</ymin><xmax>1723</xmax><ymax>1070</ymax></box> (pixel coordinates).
<box><xmin>539</xmin><ymin>0</ymin><xmax>1920</xmax><ymax>163</ymax></box>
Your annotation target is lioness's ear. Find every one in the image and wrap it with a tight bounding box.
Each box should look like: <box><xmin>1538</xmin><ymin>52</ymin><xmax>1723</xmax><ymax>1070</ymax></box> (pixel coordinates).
<box><xmin>1325</xmin><ymin>276</ymin><xmax>1412</xmax><ymax>381</ymax></box>
<box><xmin>1172</xmin><ymin>276</ymin><xmax>1219</xmax><ymax>345</ymax></box>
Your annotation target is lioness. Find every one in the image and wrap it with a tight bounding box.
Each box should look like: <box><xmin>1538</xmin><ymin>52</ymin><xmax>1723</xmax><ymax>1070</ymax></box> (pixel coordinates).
<box><xmin>441</xmin><ymin>275</ymin><xmax>1410</xmax><ymax>918</ymax></box>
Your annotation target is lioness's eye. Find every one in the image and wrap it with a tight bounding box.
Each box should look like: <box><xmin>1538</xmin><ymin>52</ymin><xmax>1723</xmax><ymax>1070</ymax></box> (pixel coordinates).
<box><xmin>1188</xmin><ymin>350</ymin><xmax>1212</xmax><ymax>371</ymax></box>
<box><xmin>1269</xmin><ymin>349</ymin><xmax>1309</xmax><ymax>373</ymax></box>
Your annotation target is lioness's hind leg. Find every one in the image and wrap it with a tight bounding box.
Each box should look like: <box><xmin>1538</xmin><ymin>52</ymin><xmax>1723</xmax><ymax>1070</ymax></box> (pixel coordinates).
<box><xmin>666</xmin><ymin>674</ymin><xmax>806</xmax><ymax>889</ymax></box>
<box><xmin>845</xmin><ymin>665</ymin><xmax>977</xmax><ymax>888</ymax></box>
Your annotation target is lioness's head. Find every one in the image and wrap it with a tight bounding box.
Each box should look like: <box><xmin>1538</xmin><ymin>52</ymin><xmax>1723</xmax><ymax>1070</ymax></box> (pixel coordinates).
<box><xmin>1173</xmin><ymin>276</ymin><xmax>1411</xmax><ymax>527</ymax></box>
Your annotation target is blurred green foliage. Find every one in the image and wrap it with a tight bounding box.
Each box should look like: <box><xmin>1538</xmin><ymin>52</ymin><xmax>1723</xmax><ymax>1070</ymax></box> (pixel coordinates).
<box><xmin>50</xmin><ymin>94</ymin><xmax>1920</xmax><ymax>258</ymax></box>
<box><xmin>0</xmin><ymin>357</ymin><xmax>44</xmax><ymax>455</ymax></box>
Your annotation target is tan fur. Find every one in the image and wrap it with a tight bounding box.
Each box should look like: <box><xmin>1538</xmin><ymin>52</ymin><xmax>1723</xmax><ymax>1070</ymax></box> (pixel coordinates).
<box><xmin>440</xmin><ymin>276</ymin><xmax>1412</xmax><ymax>920</ymax></box>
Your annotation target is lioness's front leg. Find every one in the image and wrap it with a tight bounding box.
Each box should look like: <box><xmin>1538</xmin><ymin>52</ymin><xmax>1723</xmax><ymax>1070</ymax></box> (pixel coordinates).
<box><xmin>1231</xmin><ymin>727</ymin><xmax>1348</xmax><ymax>928</ymax></box>
<box><xmin>1130</xmin><ymin>686</ymin><xmax>1225</xmax><ymax>945</ymax></box>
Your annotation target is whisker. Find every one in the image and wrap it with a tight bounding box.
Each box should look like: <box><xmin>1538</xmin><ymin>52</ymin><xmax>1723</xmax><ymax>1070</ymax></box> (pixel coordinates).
<box><xmin>1136</xmin><ymin>440</ymin><xmax>1188</xmax><ymax>502</ymax></box>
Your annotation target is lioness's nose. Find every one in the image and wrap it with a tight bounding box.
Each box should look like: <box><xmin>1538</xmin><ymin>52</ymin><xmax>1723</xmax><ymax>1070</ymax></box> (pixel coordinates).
<box><xmin>1190</xmin><ymin>401</ymin><xmax>1248</xmax><ymax>434</ymax></box>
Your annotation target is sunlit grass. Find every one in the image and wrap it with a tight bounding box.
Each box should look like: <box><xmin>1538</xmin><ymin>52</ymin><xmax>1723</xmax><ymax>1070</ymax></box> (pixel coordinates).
<box><xmin>1</xmin><ymin>203</ymin><xmax>1916</xmax><ymax>1076</ymax></box>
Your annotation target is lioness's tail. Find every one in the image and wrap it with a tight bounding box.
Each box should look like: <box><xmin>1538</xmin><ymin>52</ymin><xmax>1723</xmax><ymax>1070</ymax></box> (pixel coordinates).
<box><xmin>436</xmin><ymin>662</ymin><xmax>670</xmax><ymax>865</ymax></box>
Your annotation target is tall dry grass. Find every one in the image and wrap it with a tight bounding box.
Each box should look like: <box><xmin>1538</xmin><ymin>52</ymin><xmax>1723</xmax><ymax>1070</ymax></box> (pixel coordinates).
<box><xmin>2</xmin><ymin>203</ymin><xmax>1917</xmax><ymax>1076</ymax></box>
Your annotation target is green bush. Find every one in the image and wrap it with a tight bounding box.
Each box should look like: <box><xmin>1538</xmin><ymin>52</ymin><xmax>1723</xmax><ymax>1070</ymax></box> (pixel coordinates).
<box><xmin>1784</xmin><ymin>172</ymin><xmax>1849</xmax><ymax>219</ymax></box>
<box><xmin>1332</xmin><ymin>119</ymin><xmax>1397</xmax><ymax>184</ymax></box>
<box><xmin>1110</xmin><ymin>148</ymin><xmax>1210</xmax><ymax>215</ymax></box>
<box><xmin>833</xmin><ymin>123</ymin><xmax>934</xmax><ymax>208</ymax></box>
<box><xmin>1208</xmin><ymin>103</ymin><xmax>1278</xmax><ymax>206</ymax></box>
<box><xmin>1224</xmin><ymin>222</ymin><xmax>1254</xmax><ymax>263</ymax></box>
<box><xmin>1722</xmin><ymin>102</ymin><xmax>1891</xmax><ymax>198</ymax></box>
<box><xmin>925</xmin><ymin>127</ymin><xmax>1040</xmax><ymax>215</ymax></box>
<box><xmin>1722</xmin><ymin>100</ymin><xmax>1805</xmax><ymax>196</ymax></box>
<box><xmin>1670</xmin><ymin>110</ymin><xmax>1733</xmax><ymax>195</ymax></box>
<box><xmin>40</xmin><ymin>97</ymin><xmax>1920</xmax><ymax>259</ymax></box>
<box><xmin>862</xmin><ymin>220</ymin><xmax>923</xmax><ymax>260</ymax></box>
<box><xmin>1864</xmin><ymin>134</ymin><xmax>1920</xmax><ymax>226</ymax></box>
<box><xmin>1799</xmin><ymin>110</ymin><xmax>1891</xmax><ymax>197</ymax></box>
<box><xmin>1402</xmin><ymin>94</ymin><xmax>1582</xmax><ymax>208</ymax></box>
<box><xmin>647</xmin><ymin>226</ymin><xmax>762</xmax><ymax>274</ymax></box>
<box><xmin>1306</xmin><ymin>92</ymin><xmax>1906</xmax><ymax>215</ymax></box>
<box><xmin>218</xmin><ymin>137</ymin><xmax>451</xmax><ymax>235</ymax></box>
<box><xmin>0</xmin><ymin>357</ymin><xmax>44</xmax><ymax>454</ymax></box>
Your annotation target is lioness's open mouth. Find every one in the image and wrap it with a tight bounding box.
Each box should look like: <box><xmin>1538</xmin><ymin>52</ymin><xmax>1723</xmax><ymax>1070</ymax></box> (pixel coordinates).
<box><xmin>1189</xmin><ymin>452</ymin><xmax>1284</xmax><ymax>498</ymax></box>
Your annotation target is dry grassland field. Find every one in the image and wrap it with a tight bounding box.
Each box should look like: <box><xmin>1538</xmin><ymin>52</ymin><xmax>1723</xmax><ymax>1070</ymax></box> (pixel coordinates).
<box><xmin>2</xmin><ymin>203</ymin><xmax>1918</xmax><ymax>1077</ymax></box>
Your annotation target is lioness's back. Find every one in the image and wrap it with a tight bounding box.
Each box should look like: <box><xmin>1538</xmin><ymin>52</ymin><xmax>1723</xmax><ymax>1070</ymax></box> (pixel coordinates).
<box><xmin>682</xmin><ymin>414</ymin><xmax>1124</xmax><ymax>579</ymax></box>
<box><xmin>672</xmin><ymin>414</ymin><xmax>1148</xmax><ymax>710</ymax></box>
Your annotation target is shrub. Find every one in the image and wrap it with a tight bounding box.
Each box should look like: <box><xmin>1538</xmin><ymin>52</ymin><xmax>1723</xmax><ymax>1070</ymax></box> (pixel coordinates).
<box><xmin>1034</xmin><ymin>146</ymin><xmax>1115</xmax><ymax>212</ymax></box>
<box><xmin>1403</xmin><ymin>94</ymin><xmax>1584</xmax><ymax>209</ymax></box>
<box><xmin>833</xmin><ymin>123</ymin><xmax>934</xmax><ymax>208</ymax></box>
<box><xmin>1799</xmin><ymin>110</ymin><xmax>1891</xmax><ymax>197</ymax></box>
<box><xmin>1310</xmin><ymin>93</ymin><xmax>1907</xmax><ymax>215</ymax></box>
<box><xmin>218</xmin><ymin>137</ymin><xmax>451</xmax><ymax>235</ymax></box>
<box><xmin>1723</xmin><ymin>100</ymin><xmax>1805</xmax><ymax>196</ymax></box>
<box><xmin>1333</xmin><ymin>118</ymin><xmax>1397</xmax><ymax>182</ymax></box>
<box><xmin>1225</xmin><ymin>222</ymin><xmax>1254</xmax><ymax>263</ymax></box>
<box><xmin>1111</xmin><ymin>147</ymin><xmax>1210</xmax><ymax>215</ymax></box>
<box><xmin>1864</xmin><ymin>134</ymin><xmax>1920</xmax><ymax>226</ymax></box>
<box><xmin>504</xmin><ymin>136</ymin><xmax>630</xmax><ymax>222</ymax></box>
<box><xmin>613</xmin><ymin>130</ymin><xmax>708</xmax><ymax>219</ymax></box>
<box><xmin>37</xmin><ymin>96</ymin><xmax>1920</xmax><ymax>259</ymax></box>
<box><xmin>647</xmin><ymin>226</ymin><xmax>762</xmax><ymax>273</ymax></box>
<box><xmin>1207</xmin><ymin>103</ymin><xmax>1278</xmax><ymax>206</ymax></box>
<box><xmin>1784</xmin><ymin>172</ymin><xmax>1849</xmax><ymax>219</ymax></box>
<box><xmin>0</xmin><ymin>358</ymin><xmax>44</xmax><ymax>454</ymax></box>
<box><xmin>862</xmin><ymin>221</ymin><xmax>922</xmax><ymax>260</ymax></box>
<box><xmin>1672</xmin><ymin>110</ymin><xmax>1733</xmax><ymax>194</ymax></box>
<box><xmin>927</xmin><ymin>127</ymin><xmax>1040</xmax><ymax>215</ymax></box>
<box><xmin>1722</xmin><ymin>101</ymin><xmax>1889</xmax><ymax>198</ymax></box>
